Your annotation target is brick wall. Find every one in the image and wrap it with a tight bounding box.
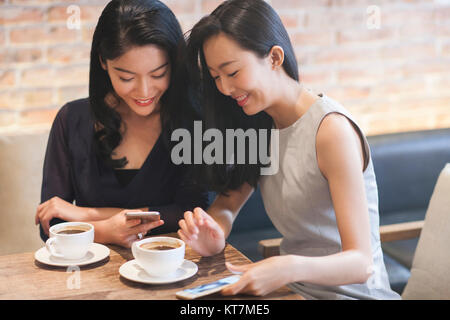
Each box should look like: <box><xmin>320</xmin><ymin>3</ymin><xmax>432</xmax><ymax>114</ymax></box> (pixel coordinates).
<box><xmin>1</xmin><ymin>0</ymin><xmax>449</xmax><ymax>135</ymax></box>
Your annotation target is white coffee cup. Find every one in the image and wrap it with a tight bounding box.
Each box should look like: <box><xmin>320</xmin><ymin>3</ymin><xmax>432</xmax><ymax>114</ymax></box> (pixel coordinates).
<box><xmin>132</xmin><ymin>236</ymin><xmax>185</xmax><ymax>278</ymax></box>
<box><xmin>45</xmin><ymin>222</ymin><xmax>94</xmax><ymax>260</ymax></box>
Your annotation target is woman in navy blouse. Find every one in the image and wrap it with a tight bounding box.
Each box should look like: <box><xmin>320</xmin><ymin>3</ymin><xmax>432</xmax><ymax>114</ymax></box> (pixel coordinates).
<box><xmin>34</xmin><ymin>0</ymin><xmax>208</xmax><ymax>248</ymax></box>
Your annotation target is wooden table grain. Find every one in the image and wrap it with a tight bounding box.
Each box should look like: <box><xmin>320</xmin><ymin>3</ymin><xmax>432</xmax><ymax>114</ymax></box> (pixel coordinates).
<box><xmin>0</xmin><ymin>236</ymin><xmax>303</xmax><ymax>300</ymax></box>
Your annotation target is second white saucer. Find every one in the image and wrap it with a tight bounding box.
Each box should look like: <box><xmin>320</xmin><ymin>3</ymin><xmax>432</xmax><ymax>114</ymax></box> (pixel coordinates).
<box><xmin>34</xmin><ymin>243</ymin><xmax>110</xmax><ymax>267</ymax></box>
<box><xmin>119</xmin><ymin>259</ymin><xmax>198</xmax><ymax>284</ymax></box>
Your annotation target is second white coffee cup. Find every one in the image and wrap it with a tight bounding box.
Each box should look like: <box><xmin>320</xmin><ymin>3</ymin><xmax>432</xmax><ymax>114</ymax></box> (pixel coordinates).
<box><xmin>132</xmin><ymin>236</ymin><xmax>185</xmax><ymax>278</ymax></box>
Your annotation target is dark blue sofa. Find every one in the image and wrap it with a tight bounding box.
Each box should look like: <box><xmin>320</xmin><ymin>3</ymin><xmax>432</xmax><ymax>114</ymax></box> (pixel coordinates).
<box><xmin>226</xmin><ymin>128</ymin><xmax>450</xmax><ymax>295</ymax></box>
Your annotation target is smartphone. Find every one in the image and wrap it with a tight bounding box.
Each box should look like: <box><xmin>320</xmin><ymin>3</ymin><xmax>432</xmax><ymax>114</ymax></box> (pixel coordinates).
<box><xmin>176</xmin><ymin>275</ymin><xmax>240</xmax><ymax>300</ymax></box>
<box><xmin>125</xmin><ymin>211</ymin><xmax>160</xmax><ymax>223</ymax></box>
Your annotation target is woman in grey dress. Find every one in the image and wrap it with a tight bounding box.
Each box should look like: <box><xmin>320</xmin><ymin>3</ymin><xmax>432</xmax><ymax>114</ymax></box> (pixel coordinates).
<box><xmin>177</xmin><ymin>0</ymin><xmax>400</xmax><ymax>299</ymax></box>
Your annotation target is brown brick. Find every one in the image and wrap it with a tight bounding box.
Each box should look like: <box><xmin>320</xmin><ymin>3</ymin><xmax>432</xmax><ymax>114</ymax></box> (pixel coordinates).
<box><xmin>47</xmin><ymin>44</ymin><xmax>90</xmax><ymax>64</ymax></box>
<box><xmin>337</xmin><ymin>28</ymin><xmax>395</xmax><ymax>45</ymax></box>
<box><xmin>435</xmin><ymin>111</ymin><xmax>450</xmax><ymax>129</ymax></box>
<box><xmin>309</xmin><ymin>46</ymin><xmax>379</xmax><ymax>65</ymax></box>
<box><xmin>54</xmin><ymin>65</ymin><xmax>89</xmax><ymax>87</ymax></box>
<box><xmin>0</xmin><ymin>50</ymin><xmax>7</xmax><ymax>66</ymax></box>
<box><xmin>300</xmin><ymin>68</ymin><xmax>333</xmax><ymax>85</ymax></box>
<box><xmin>21</xmin><ymin>65</ymin><xmax>89</xmax><ymax>88</ymax></box>
<box><xmin>272</xmin><ymin>0</ymin><xmax>331</xmax><ymax>10</ymax></box>
<box><xmin>0</xmin><ymin>112</ymin><xmax>17</xmax><ymax>127</ymax></box>
<box><xmin>397</xmin><ymin>21</ymin><xmax>436</xmax><ymax>38</ymax></box>
<box><xmin>363</xmin><ymin>101</ymin><xmax>449</xmax><ymax>135</ymax></box>
<box><xmin>337</xmin><ymin>66</ymin><xmax>403</xmax><ymax>85</ymax></box>
<box><xmin>280</xmin><ymin>12</ymin><xmax>304</xmax><ymax>29</ymax></box>
<box><xmin>15</xmin><ymin>47</ymin><xmax>43</xmax><ymax>63</ymax></box>
<box><xmin>326</xmin><ymin>86</ymin><xmax>371</xmax><ymax>101</ymax></box>
<box><xmin>386</xmin><ymin>112</ymin><xmax>437</xmax><ymax>133</ymax></box>
<box><xmin>378</xmin><ymin>98</ymin><xmax>450</xmax><ymax>116</ymax></box>
<box><xmin>295</xmin><ymin>47</ymin><xmax>311</xmax><ymax>65</ymax></box>
<box><xmin>0</xmin><ymin>90</ymin><xmax>24</xmax><ymax>110</ymax></box>
<box><xmin>0</xmin><ymin>48</ymin><xmax>43</xmax><ymax>66</ymax></box>
<box><xmin>9</xmin><ymin>25</ymin><xmax>78</xmax><ymax>44</ymax></box>
<box><xmin>434</xmin><ymin>6</ymin><xmax>450</xmax><ymax>24</ymax></box>
<box><xmin>2</xmin><ymin>0</ymin><xmax>448</xmax><ymax>136</ymax></box>
<box><xmin>365</xmin><ymin>117</ymin><xmax>400</xmax><ymax>135</ymax></box>
<box><xmin>291</xmin><ymin>30</ymin><xmax>335</xmax><ymax>46</ymax></box>
<box><xmin>443</xmin><ymin>42</ymin><xmax>450</xmax><ymax>56</ymax></box>
<box><xmin>178</xmin><ymin>16</ymin><xmax>199</xmax><ymax>34</ymax></box>
<box><xmin>304</xmin><ymin>8</ymin><xmax>365</xmax><ymax>31</ymax></box>
<box><xmin>201</xmin><ymin>0</ymin><xmax>223</xmax><ymax>14</ymax></box>
<box><xmin>48</xmin><ymin>5</ymin><xmax>73</xmax><ymax>22</ymax></box>
<box><xmin>11</xmin><ymin>0</ymin><xmax>82</xmax><ymax>4</ymax></box>
<box><xmin>370</xmin><ymin>80</ymin><xmax>427</xmax><ymax>100</ymax></box>
<box><xmin>0</xmin><ymin>29</ymin><xmax>5</xmax><ymax>46</ymax></box>
<box><xmin>436</xmin><ymin>24</ymin><xmax>450</xmax><ymax>37</ymax></box>
<box><xmin>81</xmin><ymin>24</ymin><xmax>95</xmax><ymax>43</ymax></box>
<box><xmin>0</xmin><ymin>7</ymin><xmax>43</xmax><ymax>25</ymax></box>
<box><xmin>79</xmin><ymin>5</ymin><xmax>107</xmax><ymax>22</ymax></box>
<box><xmin>380</xmin><ymin>42</ymin><xmax>436</xmax><ymax>60</ymax></box>
<box><xmin>429</xmin><ymin>77</ymin><xmax>450</xmax><ymax>97</ymax></box>
<box><xmin>20</xmin><ymin>66</ymin><xmax>54</xmax><ymax>87</ymax></box>
<box><xmin>382</xmin><ymin>8</ymin><xmax>435</xmax><ymax>27</ymax></box>
<box><xmin>57</xmin><ymin>85</ymin><xmax>88</xmax><ymax>105</ymax></box>
<box><xmin>0</xmin><ymin>70</ymin><xmax>16</xmax><ymax>88</ymax></box>
<box><xmin>18</xmin><ymin>108</ymin><xmax>58</xmax><ymax>126</ymax></box>
<box><xmin>331</xmin><ymin>0</ymin><xmax>367</xmax><ymax>6</ymax></box>
<box><xmin>164</xmin><ymin>0</ymin><xmax>198</xmax><ymax>15</ymax></box>
<box><xmin>23</xmin><ymin>89</ymin><xmax>54</xmax><ymax>109</ymax></box>
<box><xmin>356</xmin><ymin>99</ymin><xmax>395</xmax><ymax>115</ymax></box>
<box><xmin>366</xmin><ymin>112</ymin><xmax>434</xmax><ymax>136</ymax></box>
<box><xmin>402</xmin><ymin>58</ymin><xmax>450</xmax><ymax>77</ymax></box>
<box><xmin>48</xmin><ymin>4</ymin><xmax>106</xmax><ymax>23</ymax></box>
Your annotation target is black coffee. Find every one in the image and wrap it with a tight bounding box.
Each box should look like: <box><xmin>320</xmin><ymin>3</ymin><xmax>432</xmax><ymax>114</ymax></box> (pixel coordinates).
<box><xmin>56</xmin><ymin>226</ymin><xmax>90</xmax><ymax>235</ymax></box>
<box><xmin>140</xmin><ymin>241</ymin><xmax>179</xmax><ymax>251</ymax></box>
<box><xmin>151</xmin><ymin>245</ymin><xmax>174</xmax><ymax>251</ymax></box>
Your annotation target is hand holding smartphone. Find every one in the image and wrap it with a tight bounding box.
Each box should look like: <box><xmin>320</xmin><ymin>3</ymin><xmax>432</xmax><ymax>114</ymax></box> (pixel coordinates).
<box><xmin>125</xmin><ymin>211</ymin><xmax>160</xmax><ymax>223</ymax></box>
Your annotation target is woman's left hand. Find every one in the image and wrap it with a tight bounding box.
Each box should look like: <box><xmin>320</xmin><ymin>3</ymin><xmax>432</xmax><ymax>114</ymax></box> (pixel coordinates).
<box><xmin>221</xmin><ymin>255</ymin><xmax>293</xmax><ymax>297</ymax></box>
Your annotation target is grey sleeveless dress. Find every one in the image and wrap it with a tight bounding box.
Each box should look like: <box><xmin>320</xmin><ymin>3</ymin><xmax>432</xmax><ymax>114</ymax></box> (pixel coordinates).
<box><xmin>259</xmin><ymin>94</ymin><xmax>401</xmax><ymax>300</ymax></box>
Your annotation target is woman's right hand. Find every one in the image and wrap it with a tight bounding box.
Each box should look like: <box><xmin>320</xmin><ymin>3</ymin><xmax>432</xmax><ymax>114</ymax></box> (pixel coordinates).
<box><xmin>35</xmin><ymin>196</ymin><xmax>92</xmax><ymax>236</ymax></box>
<box><xmin>102</xmin><ymin>210</ymin><xmax>164</xmax><ymax>248</ymax></box>
<box><xmin>178</xmin><ymin>207</ymin><xmax>226</xmax><ymax>257</ymax></box>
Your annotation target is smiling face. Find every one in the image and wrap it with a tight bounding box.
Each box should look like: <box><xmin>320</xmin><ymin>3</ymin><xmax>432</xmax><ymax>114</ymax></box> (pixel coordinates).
<box><xmin>203</xmin><ymin>32</ymin><xmax>276</xmax><ymax>116</ymax></box>
<box><xmin>101</xmin><ymin>44</ymin><xmax>171</xmax><ymax>118</ymax></box>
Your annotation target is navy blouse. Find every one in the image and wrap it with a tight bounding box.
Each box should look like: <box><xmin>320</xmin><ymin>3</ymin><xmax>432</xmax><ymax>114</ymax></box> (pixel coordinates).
<box><xmin>39</xmin><ymin>98</ymin><xmax>209</xmax><ymax>241</ymax></box>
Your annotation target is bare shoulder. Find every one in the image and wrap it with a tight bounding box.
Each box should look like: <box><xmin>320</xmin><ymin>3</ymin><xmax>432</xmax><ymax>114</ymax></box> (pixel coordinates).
<box><xmin>316</xmin><ymin>113</ymin><xmax>365</xmax><ymax>177</ymax></box>
<box><xmin>316</xmin><ymin>113</ymin><xmax>358</xmax><ymax>147</ymax></box>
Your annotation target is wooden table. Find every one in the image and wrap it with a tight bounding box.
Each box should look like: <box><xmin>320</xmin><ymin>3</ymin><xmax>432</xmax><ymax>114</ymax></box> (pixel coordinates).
<box><xmin>0</xmin><ymin>237</ymin><xmax>303</xmax><ymax>300</ymax></box>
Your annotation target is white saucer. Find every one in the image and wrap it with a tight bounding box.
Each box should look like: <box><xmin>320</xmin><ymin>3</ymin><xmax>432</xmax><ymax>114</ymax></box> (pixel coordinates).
<box><xmin>34</xmin><ymin>243</ymin><xmax>110</xmax><ymax>267</ymax></box>
<box><xmin>119</xmin><ymin>259</ymin><xmax>198</xmax><ymax>284</ymax></box>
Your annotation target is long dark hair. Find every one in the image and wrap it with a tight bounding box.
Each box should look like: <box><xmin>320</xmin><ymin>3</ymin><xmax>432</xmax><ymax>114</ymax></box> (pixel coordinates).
<box><xmin>89</xmin><ymin>0</ymin><xmax>198</xmax><ymax>168</ymax></box>
<box><xmin>187</xmin><ymin>0</ymin><xmax>299</xmax><ymax>194</ymax></box>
